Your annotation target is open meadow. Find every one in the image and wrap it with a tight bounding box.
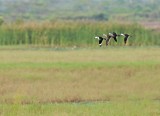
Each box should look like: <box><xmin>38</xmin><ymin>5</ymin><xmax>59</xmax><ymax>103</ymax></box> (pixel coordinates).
<box><xmin>1</xmin><ymin>0</ymin><xmax>160</xmax><ymax>115</ymax></box>
<box><xmin>0</xmin><ymin>46</ymin><xmax>159</xmax><ymax>116</ymax></box>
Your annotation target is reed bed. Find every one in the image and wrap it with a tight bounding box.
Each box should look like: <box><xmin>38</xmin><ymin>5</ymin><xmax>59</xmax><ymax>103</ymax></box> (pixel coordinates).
<box><xmin>0</xmin><ymin>21</ymin><xmax>159</xmax><ymax>46</ymax></box>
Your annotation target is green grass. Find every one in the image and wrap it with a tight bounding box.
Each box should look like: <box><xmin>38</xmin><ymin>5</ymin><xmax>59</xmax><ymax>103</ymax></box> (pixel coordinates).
<box><xmin>0</xmin><ymin>61</ymin><xmax>159</xmax><ymax>70</ymax></box>
<box><xmin>0</xmin><ymin>21</ymin><xmax>160</xmax><ymax>46</ymax></box>
<box><xmin>0</xmin><ymin>101</ymin><xmax>159</xmax><ymax>116</ymax></box>
<box><xmin>0</xmin><ymin>46</ymin><xmax>160</xmax><ymax>115</ymax></box>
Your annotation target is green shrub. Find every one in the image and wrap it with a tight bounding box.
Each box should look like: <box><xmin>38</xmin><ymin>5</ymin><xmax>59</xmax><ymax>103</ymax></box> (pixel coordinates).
<box><xmin>0</xmin><ymin>16</ymin><xmax>4</xmax><ymax>25</ymax></box>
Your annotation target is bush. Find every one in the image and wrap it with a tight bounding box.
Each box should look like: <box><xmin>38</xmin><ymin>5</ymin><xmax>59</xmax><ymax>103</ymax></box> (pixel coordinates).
<box><xmin>0</xmin><ymin>16</ymin><xmax>4</xmax><ymax>25</ymax></box>
<box><xmin>0</xmin><ymin>21</ymin><xmax>159</xmax><ymax>46</ymax></box>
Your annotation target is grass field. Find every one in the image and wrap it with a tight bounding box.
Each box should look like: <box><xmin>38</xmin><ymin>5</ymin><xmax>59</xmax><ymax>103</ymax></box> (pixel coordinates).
<box><xmin>0</xmin><ymin>46</ymin><xmax>160</xmax><ymax>116</ymax></box>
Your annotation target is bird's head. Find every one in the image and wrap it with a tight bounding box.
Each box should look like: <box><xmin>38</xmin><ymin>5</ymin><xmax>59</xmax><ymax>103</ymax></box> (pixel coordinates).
<box><xmin>120</xmin><ymin>33</ymin><xmax>125</xmax><ymax>36</ymax></box>
<box><xmin>95</xmin><ymin>36</ymin><xmax>99</xmax><ymax>40</ymax></box>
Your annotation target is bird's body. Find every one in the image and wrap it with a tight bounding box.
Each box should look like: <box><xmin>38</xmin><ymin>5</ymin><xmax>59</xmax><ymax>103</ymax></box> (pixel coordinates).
<box><xmin>120</xmin><ymin>34</ymin><xmax>132</xmax><ymax>45</ymax></box>
<box><xmin>109</xmin><ymin>32</ymin><xmax>120</xmax><ymax>42</ymax></box>
<box><xmin>95</xmin><ymin>36</ymin><xmax>106</xmax><ymax>47</ymax></box>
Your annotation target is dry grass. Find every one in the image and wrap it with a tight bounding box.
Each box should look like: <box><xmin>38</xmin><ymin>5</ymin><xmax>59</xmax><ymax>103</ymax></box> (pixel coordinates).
<box><xmin>0</xmin><ymin>47</ymin><xmax>160</xmax><ymax>104</ymax></box>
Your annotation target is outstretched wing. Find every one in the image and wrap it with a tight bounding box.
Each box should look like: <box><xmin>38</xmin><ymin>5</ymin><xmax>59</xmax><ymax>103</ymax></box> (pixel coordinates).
<box><xmin>124</xmin><ymin>36</ymin><xmax>128</xmax><ymax>44</ymax></box>
<box><xmin>98</xmin><ymin>37</ymin><xmax>103</xmax><ymax>46</ymax></box>
<box><xmin>106</xmin><ymin>36</ymin><xmax>111</xmax><ymax>46</ymax></box>
<box><xmin>113</xmin><ymin>37</ymin><xmax>117</xmax><ymax>42</ymax></box>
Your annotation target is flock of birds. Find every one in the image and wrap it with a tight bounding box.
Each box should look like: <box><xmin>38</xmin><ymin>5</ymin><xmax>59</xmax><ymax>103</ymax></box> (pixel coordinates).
<box><xmin>95</xmin><ymin>32</ymin><xmax>132</xmax><ymax>47</ymax></box>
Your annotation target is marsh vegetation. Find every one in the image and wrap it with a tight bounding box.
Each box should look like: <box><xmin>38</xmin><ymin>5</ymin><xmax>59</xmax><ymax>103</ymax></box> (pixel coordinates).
<box><xmin>0</xmin><ymin>47</ymin><xmax>159</xmax><ymax>115</ymax></box>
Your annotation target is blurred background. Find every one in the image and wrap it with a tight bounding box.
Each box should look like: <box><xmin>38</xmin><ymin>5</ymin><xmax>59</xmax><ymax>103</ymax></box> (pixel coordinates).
<box><xmin>0</xmin><ymin>0</ymin><xmax>160</xmax><ymax>22</ymax></box>
<box><xmin>0</xmin><ymin>0</ymin><xmax>160</xmax><ymax>46</ymax></box>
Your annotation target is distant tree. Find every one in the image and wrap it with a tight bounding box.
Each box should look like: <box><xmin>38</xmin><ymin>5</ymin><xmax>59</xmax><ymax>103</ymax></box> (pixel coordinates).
<box><xmin>15</xmin><ymin>19</ymin><xmax>24</xmax><ymax>24</ymax></box>
<box><xmin>92</xmin><ymin>13</ymin><xmax>108</xmax><ymax>21</ymax></box>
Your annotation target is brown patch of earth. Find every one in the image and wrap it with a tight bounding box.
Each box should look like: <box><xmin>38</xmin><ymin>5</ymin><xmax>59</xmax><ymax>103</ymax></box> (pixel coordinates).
<box><xmin>140</xmin><ymin>21</ymin><xmax>160</xmax><ymax>31</ymax></box>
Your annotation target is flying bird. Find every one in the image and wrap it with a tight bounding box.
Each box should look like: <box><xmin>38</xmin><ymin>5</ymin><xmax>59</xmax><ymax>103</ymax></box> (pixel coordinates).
<box><xmin>120</xmin><ymin>34</ymin><xmax>132</xmax><ymax>45</ymax></box>
<box><xmin>94</xmin><ymin>36</ymin><xmax>106</xmax><ymax>47</ymax></box>
<box><xmin>102</xmin><ymin>34</ymin><xmax>112</xmax><ymax>46</ymax></box>
<box><xmin>108</xmin><ymin>32</ymin><xmax>120</xmax><ymax>42</ymax></box>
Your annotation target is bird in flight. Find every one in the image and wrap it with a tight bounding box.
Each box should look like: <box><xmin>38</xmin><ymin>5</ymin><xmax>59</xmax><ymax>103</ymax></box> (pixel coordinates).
<box><xmin>95</xmin><ymin>33</ymin><xmax>113</xmax><ymax>47</ymax></box>
<box><xmin>102</xmin><ymin>34</ymin><xmax>112</xmax><ymax>46</ymax></box>
<box><xmin>120</xmin><ymin>33</ymin><xmax>132</xmax><ymax>45</ymax></box>
<box><xmin>108</xmin><ymin>32</ymin><xmax>120</xmax><ymax>42</ymax></box>
<box><xmin>94</xmin><ymin>36</ymin><xmax>106</xmax><ymax>47</ymax></box>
